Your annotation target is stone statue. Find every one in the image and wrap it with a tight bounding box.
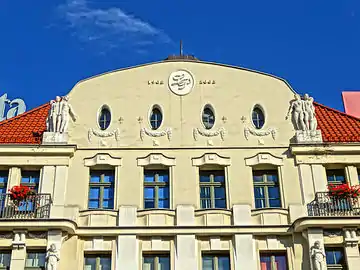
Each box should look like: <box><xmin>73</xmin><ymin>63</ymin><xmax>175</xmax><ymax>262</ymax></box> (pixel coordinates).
<box><xmin>311</xmin><ymin>241</ymin><xmax>326</xmax><ymax>270</ymax></box>
<box><xmin>46</xmin><ymin>95</ymin><xmax>76</xmax><ymax>133</ymax></box>
<box><xmin>286</xmin><ymin>94</ymin><xmax>306</xmax><ymax>131</ymax></box>
<box><xmin>46</xmin><ymin>244</ymin><xmax>60</xmax><ymax>270</ymax></box>
<box><xmin>286</xmin><ymin>93</ymin><xmax>318</xmax><ymax>131</ymax></box>
<box><xmin>303</xmin><ymin>94</ymin><xmax>318</xmax><ymax>131</ymax></box>
<box><xmin>59</xmin><ymin>95</ymin><xmax>77</xmax><ymax>133</ymax></box>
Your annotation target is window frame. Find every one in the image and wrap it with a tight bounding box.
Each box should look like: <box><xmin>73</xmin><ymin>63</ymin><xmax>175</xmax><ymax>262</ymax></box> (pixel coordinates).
<box><xmin>143</xmin><ymin>169</ymin><xmax>170</xmax><ymax>209</ymax></box>
<box><xmin>325</xmin><ymin>247</ymin><xmax>346</xmax><ymax>270</ymax></box>
<box><xmin>202</xmin><ymin>105</ymin><xmax>215</xmax><ymax>130</ymax></box>
<box><xmin>150</xmin><ymin>106</ymin><xmax>163</xmax><ymax>130</ymax></box>
<box><xmin>84</xmin><ymin>254</ymin><xmax>112</xmax><ymax>270</ymax></box>
<box><xmin>326</xmin><ymin>169</ymin><xmax>346</xmax><ymax>186</ymax></box>
<box><xmin>24</xmin><ymin>250</ymin><xmax>46</xmax><ymax>270</ymax></box>
<box><xmin>88</xmin><ymin>169</ymin><xmax>115</xmax><ymax>210</ymax></box>
<box><xmin>253</xmin><ymin>169</ymin><xmax>281</xmax><ymax>209</ymax></box>
<box><xmin>0</xmin><ymin>250</ymin><xmax>11</xmax><ymax>269</ymax></box>
<box><xmin>252</xmin><ymin>106</ymin><xmax>265</xmax><ymax>130</ymax></box>
<box><xmin>0</xmin><ymin>171</ymin><xmax>8</xmax><ymax>195</ymax></box>
<box><xmin>259</xmin><ymin>252</ymin><xmax>288</xmax><ymax>270</ymax></box>
<box><xmin>199</xmin><ymin>169</ymin><xmax>227</xmax><ymax>209</ymax></box>
<box><xmin>201</xmin><ymin>253</ymin><xmax>231</xmax><ymax>270</ymax></box>
<box><xmin>142</xmin><ymin>253</ymin><xmax>170</xmax><ymax>270</ymax></box>
<box><xmin>98</xmin><ymin>106</ymin><xmax>111</xmax><ymax>131</ymax></box>
<box><xmin>21</xmin><ymin>171</ymin><xmax>40</xmax><ymax>192</ymax></box>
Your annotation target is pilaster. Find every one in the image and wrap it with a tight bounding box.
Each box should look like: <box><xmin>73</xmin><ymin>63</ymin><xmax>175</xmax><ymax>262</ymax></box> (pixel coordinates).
<box><xmin>346</xmin><ymin>166</ymin><xmax>359</xmax><ymax>186</ymax></box>
<box><xmin>233</xmin><ymin>234</ymin><xmax>256</xmax><ymax>270</ymax></box>
<box><xmin>343</xmin><ymin>228</ymin><xmax>360</xmax><ymax>270</ymax></box>
<box><xmin>298</xmin><ymin>164</ymin><xmax>315</xmax><ymax>204</ymax></box>
<box><xmin>305</xmin><ymin>228</ymin><xmax>327</xmax><ymax>270</ymax></box>
<box><xmin>8</xmin><ymin>167</ymin><xmax>21</xmax><ymax>188</ymax></box>
<box><xmin>10</xmin><ymin>231</ymin><xmax>26</xmax><ymax>270</ymax></box>
<box><xmin>175</xmin><ymin>205</ymin><xmax>198</xmax><ymax>270</ymax></box>
<box><xmin>50</xmin><ymin>166</ymin><xmax>68</xmax><ymax>218</ymax></box>
<box><xmin>311</xmin><ymin>165</ymin><xmax>327</xmax><ymax>192</ymax></box>
<box><xmin>39</xmin><ymin>166</ymin><xmax>55</xmax><ymax>194</ymax></box>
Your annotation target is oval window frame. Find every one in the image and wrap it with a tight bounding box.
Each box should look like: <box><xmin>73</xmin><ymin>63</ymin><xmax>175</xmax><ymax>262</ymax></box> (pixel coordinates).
<box><xmin>149</xmin><ymin>105</ymin><xmax>164</xmax><ymax>130</ymax></box>
<box><xmin>201</xmin><ymin>104</ymin><xmax>216</xmax><ymax>130</ymax></box>
<box><xmin>251</xmin><ymin>104</ymin><xmax>265</xmax><ymax>130</ymax></box>
<box><xmin>97</xmin><ymin>105</ymin><xmax>112</xmax><ymax>131</ymax></box>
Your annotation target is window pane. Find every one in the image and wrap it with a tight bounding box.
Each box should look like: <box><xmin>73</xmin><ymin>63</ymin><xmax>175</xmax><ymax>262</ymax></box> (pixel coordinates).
<box><xmin>100</xmin><ymin>257</ymin><xmax>111</xmax><ymax>270</ymax></box>
<box><xmin>158</xmin><ymin>199</ymin><xmax>169</xmax><ymax>209</ymax></box>
<box><xmin>88</xmin><ymin>200</ymin><xmax>99</xmax><ymax>209</ymax></box>
<box><xmin>103</xmin><ymin>174</ymin><xmax>114</xmax><ymax>183</ymax></box>
<box><xmin>202</xmin><ymin>256</ymin><xmax>214</xmax><ymax>270</ymax></box>
<box><xmin>0</xmin><ymin>172</ymin><xmax>8</xmax><ymax>185</ymax></box>
<box><xmin>218</xmin><ymin>256</ymin><xmax>230</xmax><ymax>270</ymax></box>
<box><xmin>253</xmin><ymin>175</ymin><xmax>264</xmax><ymax>182</ymax></box>
<box><xmin>26</xmin><ymin>252</ymin><xmax>46</xmax><ymax>267</ymax></box>
<box><xmin>158</xmin><ymin>172</ymin><xmax>169</xmax><ymax>183</ymax></box>
<box><xmin>200</xmin><ymin>174</ymin><xmax>210</xmax><ymax>182</ymax></box>
<box><xmin>215</xmin><ymin>187</ymin><xmax>225</xmax><ymax>199</ymax></box>
<box><xmin>159</xmin><ymin>256</ymin><xmax>170</xmax><ymax>270</ymax></box>
<box><xmin>90</xmin><ymin>174</ymin><xmax>101</xmax><ymax>183</ymax></box>
<box><xmin>200</xmin><ymin>187</ymin><xmax>211</xmax><ymax>199</ymax></box>
<box><xmin>144</xmin><ymin>171</ymin><xmax>155</xmax><ymax>182</ymax></box>
<box><xmin>214</xmin><ymin>174</ymin><xmax>225</xmax><ymax>183</ymax></box>
<box><xmin>215</xmin><ymin>199</ymin><xmax>226</xmax><ymax>208</ymax></box>
<box><xmin>103</xmin><ymin>187</ymin><xmax>114</xmax><ymax>200</ymax></box>
<box><xmin>275</xmin><ymin>254</ymin><xmax>287</xmax><ymax>270</ymax></box>
<box><xmin>84</xmin><ymin>257</ymin><xmax>96</xmax><ymax>270</ymax></box>
<box><xmin>102</xmin><ymin>199</ymin><xmax>113</xmax><ymax>209</ymax></box>
<box><xmin>254</xmin><ymin>187</ymin><xmax>265</xmax><ymax>199</ymax></box>
<box><xmin>269</xmin><ymin>199</ymin><xmax>281</xmax><ymax>208</ymax></box>
<box><xmin>201</xmin><ymin>199</ymin><xmax>212</xmax><ymax>209</ymax></box>
<box><xmin>266</xmin><ymin>173</ymin><xmax>278</xmax><ymax>183</ymax></box>
<box><xmin>145</xmin><ymin>200</ymin><xmax>155</xmax><ymax>209</ymax></box>
<box><xmin>158</xmin><ymin>187</ymin><xmax>169</xmax><ymax>199</ymax></box>
<box><xmin>143</xmin><ymin>257</ymin><xmax>154</xmax><ymax>270</ymax></box>
<box><xmin>255</xmin><ymin>199</ymin><xmax>266</xmax><ymax>209</ymax></box>
<box><xmin>0</xmin><ymin>252</ymin><xmax>11</xmax><ymax>267</ymax></box>
<box><xmin>144</xmin><ymin>187</ymin><xmax>154</xmax><ymax>199</ymax></box>
<box><xmin>89</xmin><ymin>187</ymin><xmax>100</xmax><ymax>199</ymax></box>
<box><xmin>268</xmin><ymin>186</ymin><xmax>280</xmax><ymax>199</ymax></box>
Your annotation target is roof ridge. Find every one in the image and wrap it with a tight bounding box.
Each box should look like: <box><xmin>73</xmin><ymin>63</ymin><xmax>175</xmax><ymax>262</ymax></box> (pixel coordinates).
<box><xmin>0</xmin><ymin>103</ymin><xmax>49</xmax><ymax>127</ymax></box>
<box><xmin>314</xmin><ymin>102</ymin><xmax>360</xmax><ymax>121</ymax></box>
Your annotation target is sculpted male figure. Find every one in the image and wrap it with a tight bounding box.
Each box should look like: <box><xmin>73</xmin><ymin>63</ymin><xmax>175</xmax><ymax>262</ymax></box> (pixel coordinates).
<box><xmin>59</xmin><ymin>95</ymin><xmax>77</xmax><ymax>133</ymax></box>
<box><xmin>311</xmin><ymin>241</ymin><xmax>326</xmax><ymax>270</ymax></box>
<box><xmin>303</xmin><ymin>94</ymin><xmax>318</xmax><ymax>131</ymax></box>
<box><xmin>50</xmin><ymin>96</ymin><xmax>62</xmax><ymax>133</ymax></box>
<box><xmin>286</xmin><ymin>94</ymin><xmax>306</xmax><ymax>131</ymax></box>
<box><xmin>46</xmin><ymin>244</ymin><xmax>60</xmax><ymax>270</ymax></box>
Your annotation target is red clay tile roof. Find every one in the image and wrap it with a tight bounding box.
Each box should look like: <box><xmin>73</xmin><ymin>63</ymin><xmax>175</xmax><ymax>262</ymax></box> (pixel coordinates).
<box><xmin>0</xmin><ymin>102</ymin><xmax>358</xmax><ymax>144</ymax></box>
<box><xmin>315</xmin><ymin>102</ymin><xmax>360</xmax><ymax>142</ymax></box>
<box><xmin>0</xmin><ymin>103</ymin><xmax>49</xmax><ymax>144</ymax></box>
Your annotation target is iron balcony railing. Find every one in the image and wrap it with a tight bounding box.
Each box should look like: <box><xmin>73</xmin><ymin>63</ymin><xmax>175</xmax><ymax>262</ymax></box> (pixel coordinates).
<box><xmin>308</xmin><ymin>192</ymin><xmax>360</xmax><ymax>216</ymax></box>
<box><xmin>0</xmin><ymin>193</ymin><xmax>52</xmax><ymax>219</ymax></box>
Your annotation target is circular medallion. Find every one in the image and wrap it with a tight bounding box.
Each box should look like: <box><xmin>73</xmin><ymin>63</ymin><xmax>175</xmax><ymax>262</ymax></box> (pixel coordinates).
<box><xmin>168</xmin><ymin>69</ymin><xmax>194</xmax><ymax>96</ymax></box>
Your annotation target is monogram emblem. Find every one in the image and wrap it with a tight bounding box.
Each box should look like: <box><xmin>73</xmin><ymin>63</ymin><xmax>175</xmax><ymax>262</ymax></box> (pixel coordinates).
<box><xmin>168</xmin><ymin>70</ymin><xmax>194</xmax><ymax>96</ymax></box>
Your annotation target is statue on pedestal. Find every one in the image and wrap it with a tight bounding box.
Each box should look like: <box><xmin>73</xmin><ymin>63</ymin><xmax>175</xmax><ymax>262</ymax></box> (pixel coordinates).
<box><xmin>311</xmin><ymin>241</ymin><xmax>326</xmax><ymax>270</ymax></box>
<box><xmin>46</xmin><ymin>244</ymin><xmax>60</xmax><ymax>270</ymax></box>
<box><xmin>46</xmin><ymin>95</ymin><xmax>77</xmax><ymax>133</ymax></box>
<box><xmin>59</xmin><ymin>95</ymin><xmax>77</xmax><ymax>133</ymax></box>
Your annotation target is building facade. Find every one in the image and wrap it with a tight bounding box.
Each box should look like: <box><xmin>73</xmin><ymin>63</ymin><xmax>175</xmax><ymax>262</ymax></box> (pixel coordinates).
<box><xmin>0</xmin><ymin>57</ymin><xmax>359</xmax><ymax>269</ymax></box>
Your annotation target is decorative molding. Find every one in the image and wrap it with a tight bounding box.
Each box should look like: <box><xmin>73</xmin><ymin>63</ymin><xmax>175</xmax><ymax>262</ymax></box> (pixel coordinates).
<box><xmin>148</xmin><ymin>80</ymin><xmax>164</xmax><ymax>85</ymax></box>
<box><xmin>245</xmin><ymin>153</ymin><xmax>283</xmax><ymax>166</ymax></box>
<box><xmin>0</xmin><ymin>232</ymin><xmax>13</xmax><ymax>239</ymax></box>
<box><xmin>192</xmin><ymin>153</ymin><xmax>231</xmax><ymax>167</ymax></box>
<box><xmin>12</xmin><ymin>231</ymin><xmax>26</xmax><ymax>249</ymax></box>
<box><xmin>168</xmin><ymin>70</ymin><xmax>194</xmax><ymax>96</ymax></box>
<box><xmin>84</xmin><ymin>153</ymin><xmax>122</xmax><ymax>167</ymax></box>
<box><xmin>323</xmin><ymin>230</ymin><xmax>342</xmax><ymax>238</ymax></box>
<box><xmin>140</xmin><ymin>127</ymin><xmax>172</xmax><ymax>141</ymax></box>
<box><xmin>28</xmin><ymin>231</ymin><xmax>47</xmax><ymax>239</ymax></box>
<box><xmin>193</xmin><ymin>127</ymin><xmax>226</xmax><ymax>141</ymax></box>
<box><xmin>343</xmin><ymin>228</ymin><xmax>359</xmax><ymax>247</ymax></box>
<box><xmin>88</xmin><ymin>128</ymin><xmax>120</xmax><ymax>142</ymax></box>
<box><xmin>199</xmin><ymin>80</ymin><xmax>216</xmax><ymax>85</ymax></box>
<box><xmin>137</xmin><ymin>153</ymin><xmax>176</xmax><ymax>167</ymax></box>
<box><xmin>244</xmin><ymin>126</ymin><xmax>276</xmax><ymax>141</ymax></box>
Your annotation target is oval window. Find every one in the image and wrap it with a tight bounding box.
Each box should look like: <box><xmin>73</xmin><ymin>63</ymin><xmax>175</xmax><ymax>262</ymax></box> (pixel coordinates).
<box><xmin>252</xmin><ymin>106</ymin><xmax>265</xmax><ymax>129</ymax></box>
<box><xmin>98</xmin><ymin>106</ymin><xmax>111</xmax><ymax>130</ymax></box>
<box><xmin>202</xmin><ymin>105</ymin><xmax>215</xmax><ymax>129</ymax></box>
<box><xmin>150</xmin><ymin>106</ymin><xmax>163</xmax><ymax>130</ymax></box>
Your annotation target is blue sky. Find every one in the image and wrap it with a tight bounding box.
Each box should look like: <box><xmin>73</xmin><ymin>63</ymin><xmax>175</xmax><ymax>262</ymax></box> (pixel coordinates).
<box><xmin>0</xmin><ymin>0</ymin><xmax>359</xmax><ymax>112</ymax></box>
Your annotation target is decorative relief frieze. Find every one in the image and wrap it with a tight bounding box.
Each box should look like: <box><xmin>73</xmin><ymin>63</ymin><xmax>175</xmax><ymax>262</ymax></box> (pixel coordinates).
<box><xmin>148</xmin><ymin>80</ymin><xmax>164</xmax><ymax>85</ymax></box>
<box><xmin>88</xmin><ymin>128</ymin><xmax>120</xmax><ymax>142</ymax></box>
<box><xmin>193</xmin><ymin>127</ymin><xmax>226</xmax><ymax>141</ymax></box>
<box><xmin>140</xmin><ymin>127</ymin><xmax>172</xmax><ymax>142</ymax></box>
<box><xmin>28</xmin><ymin>231</ymin><xmax>47</xmax><ymax>239</ymax></box>
<box><xmin>199</xmin><ymin>80</ymin><xmax>216</xmax><ymax>85</ymax></box>
<box><xmin>323</xmin><ymin>230</ymin><xmax>342</xmax><ymax>238</ymax></box>
<box><xmin>244</xmin><ymin>126</ymin><xmax>276</xmax><ymax>141</ymax></box>
<box><xmin>0</xmin><ymin>232</ymin><xmax>13</xmax><ymax>239</ymax></box>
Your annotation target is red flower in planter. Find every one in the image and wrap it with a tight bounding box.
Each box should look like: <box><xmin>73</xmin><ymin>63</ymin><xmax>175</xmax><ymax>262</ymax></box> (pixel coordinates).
<box><xmin>328</xmin><ymin>183</ymin><xmax>360</xmax><ymax>201</ymax></box>
<box><xmin>8</xmin><ymin>185</ymin><xmax>35</xmax><ymax>205</ymax></box>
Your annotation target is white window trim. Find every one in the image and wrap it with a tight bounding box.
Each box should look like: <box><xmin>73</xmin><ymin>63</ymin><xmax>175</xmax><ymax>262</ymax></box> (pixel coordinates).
<box><xmin>192</xmin><ymin>153</ymin><xmax>231</xmax><ymax>167</ymax></box>
<box><xmin>245</xmin><ymin>153</ymin><xmax>283</xmax><ymax>167</ymax></box>
<box><xmin>84</xmin><ymin>154</ymin><xmax>122</xmax><ymax>167</ymax></box>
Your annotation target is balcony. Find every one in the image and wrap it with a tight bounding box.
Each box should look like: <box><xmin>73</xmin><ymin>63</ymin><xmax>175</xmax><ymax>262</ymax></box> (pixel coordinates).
<box><xmin>0</xmin><ymin>193</ymin><xmax>52</xmax><ymax>219</ymax></box>
<box><xmin>308</xmin><ymin>192</ymin><xmax>360</xmax><ymax>216</ymax></box>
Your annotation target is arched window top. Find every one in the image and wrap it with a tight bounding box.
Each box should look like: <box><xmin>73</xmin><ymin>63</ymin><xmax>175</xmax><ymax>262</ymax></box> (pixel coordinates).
<box><xmin>252</xmin><ymin>106</ymin><xmax>265</xmax><ymax>129</ymax></box>
<box><xmin>202</xmin><ymin>105</ymin><xmax>215</xmax><ymax>130</ymax></box>
<box><xmin>150</xmin><ymin>106</ymin><xmax>163</xmax><ymax>130</ymax></box>
<box><xmin>98</xmin><ymin>106</ymin><xmax>111</xmax><ymax>130</ymax></box>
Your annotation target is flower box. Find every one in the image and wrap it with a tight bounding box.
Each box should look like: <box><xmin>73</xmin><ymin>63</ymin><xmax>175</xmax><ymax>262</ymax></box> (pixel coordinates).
<box><xmin>328</xmin><ymin>183</ymin><xmax>360</xmax><ymax>200</ymax></box>
<box><xmin>8</xmin><ymin>185</ymin><xmax>36</xmax><ymax>207</ymax></box>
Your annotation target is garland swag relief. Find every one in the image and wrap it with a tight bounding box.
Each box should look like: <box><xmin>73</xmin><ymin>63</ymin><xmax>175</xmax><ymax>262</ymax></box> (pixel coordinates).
<box><xmin>193</xmin><ymin>127</ymin><xmax>226</xmax><ymax>141</ymax></box>
<box><xmin>244</xmin><ymin>126</ymin><xmax>277</xmax><ymax>140</ymax></box>
<box><xmin>88</xmin><ymin>128</ymin><xmax>120</xmax><ymax>142</ymax></box>
<box><xmin>140</xmin><ymin>127</ymin><xmax>172</xmax><ymax>141</ymax></box>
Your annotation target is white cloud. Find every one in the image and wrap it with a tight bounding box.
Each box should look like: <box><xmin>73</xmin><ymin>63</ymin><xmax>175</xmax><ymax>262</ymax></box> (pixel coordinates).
<box><xmin>57</xmin><ymin>0</ymin><xmax>171</xmax><ymax>52</ymax></box>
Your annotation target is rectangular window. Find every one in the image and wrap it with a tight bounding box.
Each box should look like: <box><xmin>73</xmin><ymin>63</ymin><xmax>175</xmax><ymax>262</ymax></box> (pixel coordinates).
<box><xmin>325</xmin><ymin>248</ymin><xmax>347</xmax><ymax>269</ymax></box>
<box><xmin>21</xmin><ymin>171</ymin><xmax>40</xmax><ymax>192</ymax></box>
<box><xmin>84</xmin><ymin>254</ymin><xmax>111</xmax><ymax>270</ymax></box>
<box><xmin>202</xmin><ymin>254</ymin><xmax>230</xmax><ymax>270</ymax></box>
<box><xmin>326</xmin><ymin>169</ymin><xmax>346</xmax><ymax>185</ymax></box>
<box><xmin>0</xmin><ymin>171</ymin><xmax>8</xmax><ymax>194</ymax></box>
<box><xmin>144</xmin><ymin>169</ymin><xmax>169</xmax><ymax>209</ymax></box>
<box><xmin>143</xmin><ymin>254</ymin><xmax>170</xmax><ymax>270</ymax></box>
<box><xmin>260</xmin><ymin>253</ymin><xmax>288</xmax><ymax>270</ymax></box>
<box><xmin>253</xmin><ymin>170</ymin><xmax>281</xmax><ymax>209</ymax></box>
<box><xmin>200</xmin><ymin>170</ymin><xmax>226</xmax><ymax>209</ymax></box>
<box><xmin>25</xmin><ymin>251</ymin><xmax>46</xmax><ymax>269</ymax></box>
<box><xmin>0</xmin><ymin>251</ymin><xmax>11</xmax><ymax>269</ymax></box>
<box><xmin>88</xmin><ymin>170</ymin><xmax>115</xmax><ymax>209</ymax></box>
